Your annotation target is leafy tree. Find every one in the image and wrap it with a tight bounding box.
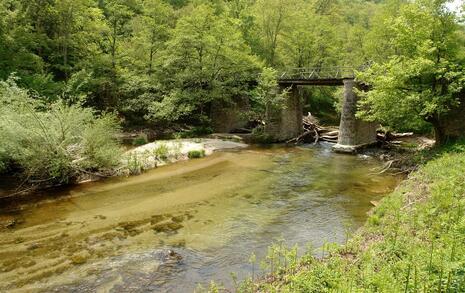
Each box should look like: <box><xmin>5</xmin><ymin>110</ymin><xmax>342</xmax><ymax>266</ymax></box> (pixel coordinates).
<box><xmin>99</xmin><ymin>0</ymin><xmax>136</xmax><ymax>69</ymax></box>
<box><xmin>251</xmin><ymin>67</ymin><xmax>288</xmax><ymax>123</ymax></box>
<box><xmin>125</xmin><ymin>0</ymin><xmax>174</xmax><ymax>75</ymax></box>
<box><xmin>51</xmin><ymin>0</ymin><xmax>105</xmax><ymax>81</ymax></box>
<box><xmin>363</xmin><ymin>0</ymin><xmax>408</xmax><ymax>63</ymax></box>
<box><xmin>252</xmin><ymin>0</ymin><xmax>296</xmax><ymax>66</ymax></box>
<box><xmin>73</xmin><ymin>0</ymin><xmax>137</xmax><ymax>111</ymax></box>
<box><xmin>147</xmin><ymin>3</ymin><xmax>260</xmax><ymax>124</ymax></box>
<box><xmin>0</xmin><ymin>0</ymin><xmax>106</xmax><ymax>97</ymax></box>
<box><xmin>281</xmin><ymin>2</ymin><xmax>340</xmax><ymax>68</ymax></box>
<box><xmin>226</xmin><ymin>0</ymin><xmax>259</xmax><ymax>53</ymax></box>
<box><xmin>358</xmin><ymin>0</ymin><xmax>465</xmax><ymax>143</ymax></box>
<box><xmin>0</xmin><ymin>1</ymin><xmax>55</xmax><ymax>94</ymax></box>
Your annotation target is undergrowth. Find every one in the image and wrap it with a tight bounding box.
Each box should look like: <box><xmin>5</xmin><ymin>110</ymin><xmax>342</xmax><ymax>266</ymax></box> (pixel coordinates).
<box><xmin>0</xmin><ymin>78</ymin><xmax>122</xmax><ymax>184</ymax></box>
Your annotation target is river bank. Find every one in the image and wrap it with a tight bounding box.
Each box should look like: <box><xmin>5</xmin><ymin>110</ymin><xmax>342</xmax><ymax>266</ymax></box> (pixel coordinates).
<box><xmin>237</xmin><ymin>142</ymin><xmax>465</xmax><ymax>292</ymax></box>
<box><xmin>0</xmin><ymin>138</ymin><xmax>248</xmax><ymax>203</ymax></box>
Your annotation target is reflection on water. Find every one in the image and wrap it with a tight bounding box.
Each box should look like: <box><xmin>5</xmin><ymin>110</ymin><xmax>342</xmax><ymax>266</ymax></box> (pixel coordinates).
<box><xmin>0</xmin><ymin>144</ymin><xmax>400</xmax><ymax>292</ymax></box>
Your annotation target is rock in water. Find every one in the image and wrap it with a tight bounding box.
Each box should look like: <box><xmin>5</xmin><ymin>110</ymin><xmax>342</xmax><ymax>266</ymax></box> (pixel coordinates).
<box><xmin>165</xmin><ymin>249</ymin><xmax>182</xmax><ymax>262</ymax></box>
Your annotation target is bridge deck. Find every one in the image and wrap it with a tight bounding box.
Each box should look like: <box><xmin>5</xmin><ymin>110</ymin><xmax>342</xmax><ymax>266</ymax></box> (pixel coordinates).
<box><xmin>278</xmin><ymin>78</ymin><xmax>347</xmax><ymax>86</ymax></box>
<box><xmin>277</xmin><ymin>67</ymin><xmax>355</xmax><ymax>86</ymax></box>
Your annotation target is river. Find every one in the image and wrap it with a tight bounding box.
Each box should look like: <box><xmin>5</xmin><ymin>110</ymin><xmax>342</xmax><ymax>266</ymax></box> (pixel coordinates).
<box><xmin>0</xmin><ymin>144</ymin><xmax>400</xmax><ymax>292</ymax></box>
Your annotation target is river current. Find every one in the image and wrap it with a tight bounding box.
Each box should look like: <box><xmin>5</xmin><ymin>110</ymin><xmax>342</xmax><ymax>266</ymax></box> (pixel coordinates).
<box><xmin>0</xmin><ymin>144</ymin><xmax>400</xmax><ymax>292</ymax></box>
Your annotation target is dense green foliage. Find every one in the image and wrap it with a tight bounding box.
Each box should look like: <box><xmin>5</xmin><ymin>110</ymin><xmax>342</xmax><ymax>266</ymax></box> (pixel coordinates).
<box><xmin>0</xmin><ymin>78</ymin><xmax>121</xmax><ymax>184</ymax></box>
<box><xmin>1</xmin><ymin>0</ymin><xmax>438</xmax><ymax>129</ymax></box>
<box><xmin>146</xmin><ymin>3</ymin><xmax>260</xmax><ymax>124</ymax></box>
<box><xmin>251</xmin><ymin>68</ymin><xmax>288</xmax><ymax>122</ymax></box>
<box><xmin>358</xmin><ymin>0</ymin><xmax>465</xmax><ymax>140</ymax></box>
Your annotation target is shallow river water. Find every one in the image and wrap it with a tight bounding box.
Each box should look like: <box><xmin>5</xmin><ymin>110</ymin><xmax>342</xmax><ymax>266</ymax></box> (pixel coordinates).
<box><xmin>0</xmin><ymin>144</ymin><xmax>400</xmax><ymax>292</ymax></box>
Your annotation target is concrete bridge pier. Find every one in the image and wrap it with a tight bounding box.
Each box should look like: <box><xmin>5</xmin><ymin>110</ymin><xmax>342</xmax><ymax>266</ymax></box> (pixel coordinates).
<box><xmin>333</xmin><ymin>79</ymin><xmax>378</xmax><ymax>153</ymax></box>
<box><xmin>265</xmin><ymin>84</ymin><xmax>303</xmax><ymax>141</ymax></box>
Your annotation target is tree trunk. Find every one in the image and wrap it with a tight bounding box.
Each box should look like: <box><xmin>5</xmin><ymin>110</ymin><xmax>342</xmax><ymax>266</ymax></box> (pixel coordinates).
<box><xmin>111</xmin><ymin>20</ymin><xmax>117</xmax><ymax>69</ymax></box>
<box><xmin>431</xmin><ymin>119</ymin><xmax>446</xmax><ymax>146</ymax></box>
<box><xmin>64</xmin><ymin>34</ymin><xmax>69</xmax><ymax>80</ymax></box>
<box><xmin>149</xmin><ymin>46</ymin><xmax>154</xmax><ymax>76</ymax></box>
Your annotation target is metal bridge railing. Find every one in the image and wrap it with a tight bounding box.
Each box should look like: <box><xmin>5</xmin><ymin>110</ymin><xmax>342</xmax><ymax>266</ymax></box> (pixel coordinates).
<box><xmin>278</xmin><ymin>66</ymin><xmax>356</xmax><ymax>80</ymax></box>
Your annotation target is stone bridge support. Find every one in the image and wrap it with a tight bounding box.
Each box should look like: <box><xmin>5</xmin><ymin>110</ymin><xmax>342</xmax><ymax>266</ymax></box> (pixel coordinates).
<box><xmin>265</xmin><ymin>85</ymin><xmax>303</xmax><ymax>141</ymax></box>
<box><xmin>333</xmin><ymin>79</ymin><xmax>378</xmax><ymax>153</ymax></box>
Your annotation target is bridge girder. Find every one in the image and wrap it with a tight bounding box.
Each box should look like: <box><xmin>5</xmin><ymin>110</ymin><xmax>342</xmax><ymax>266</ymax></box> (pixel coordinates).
<box><xmin>277</xmin><ymin>67</ymin><xmax>356</xmax><ymax>86</ymax></box>
<box><xmin>277</xmin><ymin>78</ymin><xmax>347</xmax><ymax>86</ymax></box>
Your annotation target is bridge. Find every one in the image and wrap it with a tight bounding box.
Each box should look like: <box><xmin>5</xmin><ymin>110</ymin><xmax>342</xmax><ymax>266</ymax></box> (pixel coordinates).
<box><xmin>278</xmin><ymin>67</ymin><xmax>356</xmax><ymax>86</ymax></box>
<box><xmin>265</xmin><ymin>66</ymin><xmax>377</xmax><ymax>153</ymax></box>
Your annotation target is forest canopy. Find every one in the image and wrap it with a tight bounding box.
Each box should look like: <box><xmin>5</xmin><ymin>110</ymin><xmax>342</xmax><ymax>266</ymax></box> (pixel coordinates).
<box><xmin>0</xmin><ymin>0</ymin><xmax>464</xmax><ymax>134</ymax></box>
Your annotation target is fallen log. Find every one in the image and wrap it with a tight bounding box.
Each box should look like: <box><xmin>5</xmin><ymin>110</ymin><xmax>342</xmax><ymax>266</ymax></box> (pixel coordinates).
<box><xmin>390</xmin><ymin>132</ymin><xmax>414</xmax><ymax>138</ymax></box>
<box><xmin>312</xmin><ymin>128</ymin><xmax>319</xmax><ymax>145</ymax></box>
<box><xmin>324</xmin><ymin>130</ymin><xmax>339</xmax><ymax>137</ymax></box>
<box><xmin>287</xmin><ymin>113</ymin><xmax>338</xmax><ymax>144</ymax></box>
<box><xmin>287</xmin><ymin>130</ymin><xmax>314</xmax><ymax>144</ymax></box>
<box><xmin>289</xmin><ymin>114</ymin><xmax>417</xmax><ymax>147</ymax></box>
<box><xmin>320</xmin><ymin>134</ymin><xmax>338</xmax><ymax>139</ymax></box>
<box><xmin>320</xmin><ymin>136</ymin><xmax>338</xmax><ymax>143</ymax></box>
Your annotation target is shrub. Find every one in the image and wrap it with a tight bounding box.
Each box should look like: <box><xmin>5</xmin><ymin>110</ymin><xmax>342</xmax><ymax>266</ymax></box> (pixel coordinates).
<box><xmin>0</xmin><ymin>78</ymin><xmax>122</xmax><ymax>184</ymax></box>
<box><xmin>188</xmin><ymin>149</ymin><xmax>206</xmax><ymax>159</ymax></box>
<box><xmin>174</xmin><ymin>126</ymin><xmax>214</xmax><ymax>139</ymax></box>
<box><xmin>171</xmin><ymin>141</ymin><xmax>182</xmax><ymax>159</ymax></box>
<box><xmin>251</xmin><ymin>127</ymin><xmax>275</xmax><ymax>144</ymax></box>
<box><xmin>0</xmin><ymin>154</ymin><xmax>8</xmax><ymax>173</ymax></box>
<box><xmin>153</xmin><ymin>143</ymin><xmax>169</xmax><ymax>161</ymax></box>
<box><xmin>0</xmin><ymin>143</ymin><xmax>10</xmax><ymax>174</ymax></box>
<box><xmin>126</xmin><ymin>153</ymin><xmax>143</xmax><ymax>175</ymax></box>
<box><xmin>132</xmin><ymin>136</ymin><xmax>148</xmax><ymax>146</ymax></box>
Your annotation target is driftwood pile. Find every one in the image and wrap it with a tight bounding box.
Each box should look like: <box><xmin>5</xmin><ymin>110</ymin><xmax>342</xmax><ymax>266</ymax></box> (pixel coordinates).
<box><xmin>376</xmin><ymin>131</ymin><xmax>414</xmax><ymax>145</ymax></box>
<box><xmin>287</xmin><ymin>113</ymin><xmax>415</xmax><ymax>145</ymax></box>
<box><xmin>287</xmin><ymin>113</ymin><xmax>339</xmax><ymax>144</ymax></box>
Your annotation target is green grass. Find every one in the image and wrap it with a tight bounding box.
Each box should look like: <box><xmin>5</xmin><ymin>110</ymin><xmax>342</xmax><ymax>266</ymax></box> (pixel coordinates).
<box><xmin>225</xmin><ymin>143</ymin><xmax>465</xmax><ymax>293</ymax></box>
<box><xmin>153</xmin><ymin>143</ymin><xmax>169</xmax><ymax>161</ymax></box>
<box><xmin>173</xmin><ymin>126</ymin><xmax>213</xmax><ymax>139</ymax></box>
<box><xmin>412</xmin><ymin>139</ymin><xmax>465</xmax><ymax>165</ymax></box>
<box><xmin>188</xmin><ymin>149</ymin><xmax>206</xmax><ymax>159</ymax></box>
<box><xmin>132</xmin><ymin>136</ymin><xmax>148</xmax><ymax>146</ymax></box>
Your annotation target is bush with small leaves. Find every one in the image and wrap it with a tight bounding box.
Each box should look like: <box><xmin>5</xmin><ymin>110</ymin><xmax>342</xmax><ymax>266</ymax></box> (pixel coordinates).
<box><xmin>132</xmin><ymin>136</ymin><xmax>148</xmax><ymax>146</ymax></box>
<box><xmin>0</xmin><ymin>78</ymin><xmax>122</xmax><ymax>184</ymax></box>
<box><xmin>153</xmin><ymin>143</ymin><xmax>169</xmax><ymax>161</ymax></box>
<box><xmin>187</xmin><ymin>150</ymin><xmax>206</xmax><ymax>159</ymax></box>
<box><xmin>126</xmin><ymin>153</ymin><xmax>143</xmax><ymax>175</ymax></box>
